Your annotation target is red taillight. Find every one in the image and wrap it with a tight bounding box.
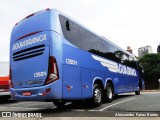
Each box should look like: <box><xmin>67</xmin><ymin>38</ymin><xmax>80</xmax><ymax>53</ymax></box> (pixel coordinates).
<box><xmin>26</xmin><ymin>13</ymin><xmax>35</xmax><ymax>19</ymax></box>
<box><xmin>14</xmin><ymin>22</ymin><xmax>18</xmax><ymax>26</ymax></box>
<box><xmin>45</xmin><ymin>88</ymin><xmax>51</xmax><ymax>93</ymax></box>
<box><xmin>16</xmin><ymin>31</ymin><xmax>42</xmax><ymax>41</ymax></box>
<box><xmin>44</xmin><ymin>56</ymin><xmax>59</xmax><ymax>85</ymax></box>
<box><xmin>14</xmin><ymin>13</ymin><xmax>35</xmax><ymax>27</ymax></box>
<box><xmin>9</xmin><ymin>66</ymin><xmax>14</xmax><ymax>88</ymax></box>
<box><xmin>14</xmin><ymin>9</ymin><xmax>50</xmax><ymax>27</ymax></box>
<box><xmin>46</xmin><ymin>8</ymin><xmax>50</xmax><ymax>11</ymax></box>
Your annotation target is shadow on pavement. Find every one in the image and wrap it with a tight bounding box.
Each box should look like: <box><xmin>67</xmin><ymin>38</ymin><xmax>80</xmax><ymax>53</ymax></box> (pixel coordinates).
<box><xmin>0</xmin><ymin>97</ymin><xmax>17</xmax><ymax>104</ymax></box>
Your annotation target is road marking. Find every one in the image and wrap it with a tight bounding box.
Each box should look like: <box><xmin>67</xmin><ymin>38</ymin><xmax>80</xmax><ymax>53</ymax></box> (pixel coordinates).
<box><xmin>72</xmin><ymin>109</ymin><xmax>85</xmax><ymax>111</ymax></box>
<box><xmin>89</xmin><ymin>110</ymin><xmax>99</xmax><ymax>111</ymax></box>
<box><xmin>72</xmin><ymin>109</ymin><xmax>100</xmax><ymax>112</ymax></box>
<box><xmin>65</xmin><ymin>103</ymin><xmax>72</xmax><ymax>105</ymax></box>
<box><xmin>99</xmin><ymin>98</ymin><xmax>136</xmax><ymax>111</ymax></box>
<box><xmin>0</xmin><ymin>98</ymin><xmax>137</xmax><ymax>112</ymax></box>
<box><xmin>52</xmin><ymin>106</ymin><xmax>57</xmax><ymax>109</ymax></box>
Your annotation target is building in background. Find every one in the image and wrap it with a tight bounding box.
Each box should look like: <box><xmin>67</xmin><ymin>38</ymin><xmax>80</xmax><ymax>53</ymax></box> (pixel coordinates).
<box><xmin>126</xmin><ymin>46</ymin><xmax>132</xmax><ymax>54</ymax></box>
<box><xmin>138</xmin><ymin>46</ymin><xmax>153</xmax><ymax>58</ymax></box>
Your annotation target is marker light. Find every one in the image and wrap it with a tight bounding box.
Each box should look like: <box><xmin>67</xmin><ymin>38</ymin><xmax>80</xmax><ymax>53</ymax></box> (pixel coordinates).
<box><xmin>9</xmin><ymin>66</ymin><xmax>14</xmax><ymax>88</ymax></box>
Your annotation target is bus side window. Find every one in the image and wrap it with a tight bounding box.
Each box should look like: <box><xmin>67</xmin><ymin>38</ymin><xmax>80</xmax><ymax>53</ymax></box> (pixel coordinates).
<box><xmin>97</xmin><ymin>39</ymin><xmax>109</xmax><ymax>53</ymax></box>
<box><xmin>66</xmin><ymin>20</ymin><xmax>70</xmax><ymax>31</ymax></box>
<box><xmin>80</xmin><ymin>28</ymin><xmax>97</xmax><ymax>51</ymax></box>
<box><xmin>59</xmin><ymin>15</ymin><xmax>81</xmax><ymax>48</ymax></box>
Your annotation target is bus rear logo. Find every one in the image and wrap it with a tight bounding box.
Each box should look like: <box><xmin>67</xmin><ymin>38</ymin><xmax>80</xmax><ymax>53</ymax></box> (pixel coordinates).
<box><xmin>12</xmin><ymin>34</ymin><xmax>47</xmax><ymax>51</ymax></box>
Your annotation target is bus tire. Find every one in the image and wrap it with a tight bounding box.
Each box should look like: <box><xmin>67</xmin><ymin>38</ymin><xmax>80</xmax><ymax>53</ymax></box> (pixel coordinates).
<box><xmin>135</xmin><ymin>89</ymin><xmax>140</xmax><ymax>95</ymax></box>
<box><xmin>53</xmin><ymin>101</ymin><xmax>66</xmax><ymax>108</ymax></box>
<box><xmin>135</xmin><ymin>86</ymin><xmax>140</xmax><ymax>95</ymax></box>
<box><xmin>92</xmin><ymin>84</ymin><xmax>102</xmax><ymax>107</ymax></box>
<box><xmin>104</xmin><ymin>83</ymin><xmax>113</xmax><ymax>103</ymax></box>
<box><xmin>135</xmin><ymin>90</ymin><xmax>140</xmax><ymax>95</ymax></box>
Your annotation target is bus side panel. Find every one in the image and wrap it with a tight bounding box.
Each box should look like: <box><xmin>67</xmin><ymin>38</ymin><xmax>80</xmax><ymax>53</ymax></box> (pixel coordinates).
<box><xmin>112</xmin><ymin>77</ymin><xmax>119</xmax><ymax>94</ymax></box>
<box><xmin>119</xmin><ymin>75</ymin><xmax>128</xmax><ymax>93</ymax></box>
<box><xmin>62</xmin><ymin>65</ymin><xmax>81</xmax><ymax>99</ymax></box>
<box><xmin>127</xmin><ymin>75</ymin><xmax>135</xmax><ymax>92</ymax></box>
<box><xmin>81</xmin><ymin>68</ymin><xmax>92</xmax><ymax>99</ymax></box>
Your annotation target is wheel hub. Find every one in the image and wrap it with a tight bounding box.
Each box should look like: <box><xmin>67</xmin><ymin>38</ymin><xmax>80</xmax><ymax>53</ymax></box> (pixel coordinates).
<box><xmin>94</xmin><ymin>88</ymin><xmax>102</xmax><ymax>103</ymax></box>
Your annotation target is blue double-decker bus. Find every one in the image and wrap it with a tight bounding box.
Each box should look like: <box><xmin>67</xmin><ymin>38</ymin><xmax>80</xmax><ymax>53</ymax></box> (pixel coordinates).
<box><xmin>9</xmin><ymin>9</ymin><xmax>144</xmax><ymax>107</ymax></box>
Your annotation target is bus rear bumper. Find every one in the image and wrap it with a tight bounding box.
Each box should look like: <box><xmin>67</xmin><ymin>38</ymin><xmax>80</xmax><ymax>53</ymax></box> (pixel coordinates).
<box><xmin>9</xmin><ymin>83</ymin><xmax>62</xmax><ymax>101</ymax></box>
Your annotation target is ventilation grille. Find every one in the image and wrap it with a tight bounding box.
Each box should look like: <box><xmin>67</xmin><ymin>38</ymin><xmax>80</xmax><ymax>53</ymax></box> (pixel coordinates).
<box><xmin>13</xmin><ymin>45</ymin><xmax>45</xmax><ymax>61</ymax></box>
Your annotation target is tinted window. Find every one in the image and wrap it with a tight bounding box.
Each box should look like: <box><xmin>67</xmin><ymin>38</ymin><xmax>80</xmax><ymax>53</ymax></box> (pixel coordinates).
<box><xmin>97</xmin><ymin>39</ymin><xmax>109</xmax><ymax>53</ymax></box>
<box><xmin>80</xmin><ymin>28</ymin><xmax>97</xmax><ymax>51</ymax></box>
<box><xmin>123</xmin><ymin>54</ymin><xmax>137</xmax><ymax>69</ymax></box>
<box><xmin>59</xmin><ymin>15</ymin><xmax>81</xmax><ymax>48</ymax></box>
<box><xmin>59</xmin><ymin>14</ymin><xmax>137</xmax><ymax>69</ymax></box>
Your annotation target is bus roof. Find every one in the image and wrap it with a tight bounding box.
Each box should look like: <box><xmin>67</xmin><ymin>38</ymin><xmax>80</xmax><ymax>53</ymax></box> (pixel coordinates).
<box><xmin>12</xmin><ymin>8</ymin><xmax>137</xmax><ymax>60</ymax></box>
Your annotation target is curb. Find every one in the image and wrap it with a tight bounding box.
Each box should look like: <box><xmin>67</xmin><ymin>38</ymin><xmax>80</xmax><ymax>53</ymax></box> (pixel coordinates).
<box><xmin>141</xmin><ymin>90</ymin><xmax>160</xmax><ymax>92</ymax></box>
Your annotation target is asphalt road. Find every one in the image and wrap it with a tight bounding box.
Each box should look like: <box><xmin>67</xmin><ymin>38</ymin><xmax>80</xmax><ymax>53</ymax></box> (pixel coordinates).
<box><xmin>0</xmin><ymin>92</ymin><xmax>160</xmax><ymax>117</ymax></box>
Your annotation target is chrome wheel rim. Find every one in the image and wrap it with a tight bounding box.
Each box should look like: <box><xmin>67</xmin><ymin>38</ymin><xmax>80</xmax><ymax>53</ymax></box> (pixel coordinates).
<box><xmin>94</xmin><ymin>88</ymin><xmax>102</xmax><ymax>103</ymax></box>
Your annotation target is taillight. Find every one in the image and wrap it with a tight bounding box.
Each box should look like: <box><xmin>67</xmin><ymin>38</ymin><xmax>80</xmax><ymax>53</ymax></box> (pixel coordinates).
<box><xmin>44</xmin><ymin>56</ymin><xmax>59</xmax><ymax>85</ymax></box>
<box><xmin>14</xmin><ymin>13</ymin><xmax>35</xmax><ymax>27</ymax></box>
<box><xmin>16</xmin><ymin>31</ymin><xmax>42</xmax><ymax>41</ymax></box>
<box><xmin>14</xmin><ymin>8</ymin><xmax>51</xmax><ymax>27</ymax></box>
<box><xmin>26</xmin><ymin>13</ymin><xmax>35</xmax><ymax>19</ymax></box>
<box><xmin>9</xmin><ymin>66</ymin><xmax>14</xmax><ymax>88</ymax></box>
<box><xmin>46</xmin><ymin>8</ymin><xmax>50</xmax><ymax>11</ymax></box>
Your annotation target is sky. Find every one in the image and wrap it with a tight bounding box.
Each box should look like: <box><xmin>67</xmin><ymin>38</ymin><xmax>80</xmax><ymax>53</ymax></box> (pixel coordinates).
<box><xmin>1</xmin><ymin>0</ymin><xmax>160</xmax><ymax>62</ymax></box>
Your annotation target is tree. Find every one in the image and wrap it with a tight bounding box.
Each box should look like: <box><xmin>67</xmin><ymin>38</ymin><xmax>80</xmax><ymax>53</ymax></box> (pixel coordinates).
<box><xmin>139</xmin><ymin>53</ymin><xmax>160</xmax><ymax>89</ymax></box>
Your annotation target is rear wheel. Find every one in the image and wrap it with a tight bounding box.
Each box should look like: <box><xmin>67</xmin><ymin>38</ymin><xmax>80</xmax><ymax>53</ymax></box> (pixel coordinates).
<box><xmin>53</xmin><ymin>101</ymin><xmax>66</xmax><ymax>108</ymax></box>
<box><xmin>135</xmin><ymin>87</ymin><xmax>140</xmax><ymax>95</ymax></box>
<box><xmin>91</xmin><ymin>84</ymin><xmax>102</xmax><ymax>107</ymax></box>
<box><xmin>104</xmin><ymin>83</ymin><xmax>113</xmax><ymax>102</ymax></box>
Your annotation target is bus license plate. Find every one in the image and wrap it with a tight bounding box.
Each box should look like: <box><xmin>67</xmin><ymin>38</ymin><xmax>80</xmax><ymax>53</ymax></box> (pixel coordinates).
<box><xmin>23</xmin><ymin>91</ymin><xmax>31</xmax><ymax>96</ymax></box>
